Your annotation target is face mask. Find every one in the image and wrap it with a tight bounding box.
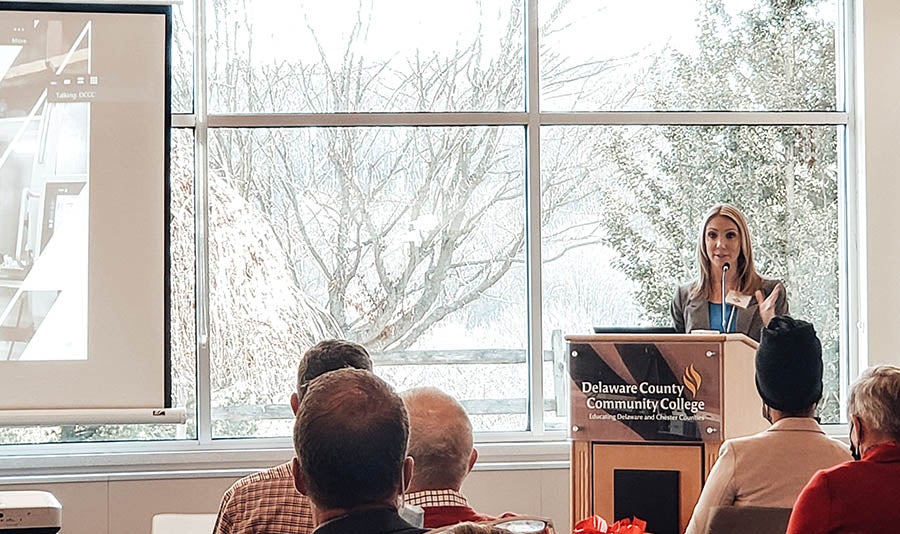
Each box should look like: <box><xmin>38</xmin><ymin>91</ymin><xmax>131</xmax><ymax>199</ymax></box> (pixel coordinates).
<box><xmin>398</xmin><ymin>503</ymin><xmax>425</xmax><ymax>528</ymax></box>
<box><xmin>397</xmin><ymin>465</ymin><xmax>424</xmax><ymax>528</ymax></box>
<box><xmin>849</xmin><ymin>420</ymin><xmax>861</xmax><ymax>461</ymax></box>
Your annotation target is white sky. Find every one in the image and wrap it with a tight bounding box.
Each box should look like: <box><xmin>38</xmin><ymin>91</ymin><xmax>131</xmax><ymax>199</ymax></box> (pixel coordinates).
<box><xmin>245</xmin><ymin>0</ymin><xmax>705</xmax><ymax>63</ymax></box>
<box><xmin>229</xmin><ymin>0</ymin><xmax>833</xmax><ymax>74</ymax></box>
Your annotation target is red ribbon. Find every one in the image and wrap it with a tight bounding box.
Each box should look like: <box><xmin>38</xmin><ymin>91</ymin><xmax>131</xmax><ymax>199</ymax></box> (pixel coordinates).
<box><xmin>573</xmin><ymin>516</ymin><xmax>647</xmax><ymax>534</ymax></box>
<box><xmin>573</xmin><ymin>515</ymin><xmax>608</xmax><ymax>534</ymax></box>
<box><xmin>608</xmin><ymin>517</ymin><xmax>647</xmax><ymax>534</ymax></box>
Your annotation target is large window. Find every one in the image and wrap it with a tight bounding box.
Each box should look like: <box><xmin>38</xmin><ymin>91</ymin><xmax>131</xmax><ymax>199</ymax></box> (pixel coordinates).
<box><xmin>0</xmin><ymin>0</ymin><xmax>850</xmax><ymax>448</ymax></box>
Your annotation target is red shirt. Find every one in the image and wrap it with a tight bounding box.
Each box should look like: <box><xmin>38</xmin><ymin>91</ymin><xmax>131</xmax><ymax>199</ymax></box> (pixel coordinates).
<box><xmin>405</xmin><ymin>489</ymin><xmax>516</xmax><ymax>529</ymax></box>
<box><xmin>787</xmin><ymin>442</ymin><xmax>900</xmax><ymax>534</ymax></box>
<box><xmin>422</xmin><ymin>505</ymin><xmax>500</xmax><ymax>528</ymax></box>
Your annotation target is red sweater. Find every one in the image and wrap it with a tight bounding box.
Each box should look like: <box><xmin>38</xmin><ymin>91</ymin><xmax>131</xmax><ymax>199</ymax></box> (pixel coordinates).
<box><xmin>786</xmin><ymin>442</ymin><xmax>900</xmax><ymax>533</ymax></box>
<box><xmin>422</xmin><ymin>506</ymin><xmax>499</xmax><ymax>529</ymax></box>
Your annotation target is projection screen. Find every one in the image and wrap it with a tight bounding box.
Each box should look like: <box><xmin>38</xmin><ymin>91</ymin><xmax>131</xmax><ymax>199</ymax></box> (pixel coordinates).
<box><xmin>0</xmin><ymin>3</ymin><xmax>171</xmax><ymax>410</ymax></box>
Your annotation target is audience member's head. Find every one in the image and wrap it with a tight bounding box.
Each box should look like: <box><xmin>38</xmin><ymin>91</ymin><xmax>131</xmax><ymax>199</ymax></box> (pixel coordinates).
<box><xmin>755</xmin><ymin>315</ymin><xmax>823</xmax><ymax>420</ymax></box>
<box><xmin>428</xmin><ymin>522</ymin><xmax>512</xmax><ymax>534</ymax></box>
<box><xmin>848</xmin><ymin>365</ymin><xmax>900</xmax><ymax>459</ymax></box>
<box><xmin>290</xmin><ymin>339</ymin><xmax>372</xmax><ymax>413</ymax></box>
<box><xmin>429</xmin><ymin>518</ymin><xmax>555</xmax><ymax>534</ymax></box>
<box><xmin>402</xmin><ymin>387</ymin><xmax>477</xmax><ymax>493</ymax></box>
<box><xmin>292</xmin><ymin>368</ymin><xmax>411</xmax><ymax>523</ymax></box>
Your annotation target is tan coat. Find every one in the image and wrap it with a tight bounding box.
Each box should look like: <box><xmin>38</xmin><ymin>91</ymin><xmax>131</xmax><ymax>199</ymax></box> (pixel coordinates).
<box><xmin>684</xmin><ymin>417</ymin><xmax>851</xmax><ymax>534</ymax></box>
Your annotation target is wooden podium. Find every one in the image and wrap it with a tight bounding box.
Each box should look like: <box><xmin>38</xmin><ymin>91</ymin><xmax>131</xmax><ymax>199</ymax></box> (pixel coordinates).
<box><xmin>567</xmin><ymin>333</ymin><xmax>766</xmax><ymax>534</ymax></box>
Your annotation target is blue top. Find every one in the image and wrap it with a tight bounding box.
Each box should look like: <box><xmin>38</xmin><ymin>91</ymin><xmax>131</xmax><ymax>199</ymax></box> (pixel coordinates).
<box><xmin>708</xmin><ymin>302</ymin><xmax>737</xmax><ymax>333</ymax></box>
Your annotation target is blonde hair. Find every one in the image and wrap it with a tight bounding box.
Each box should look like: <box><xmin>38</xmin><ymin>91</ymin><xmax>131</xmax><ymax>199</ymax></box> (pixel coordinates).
<box><xmin>428</xmin><ymin>518</ymin><xmax>555</xmax><ymax>534</ymax></box>
<box><xmin>428</xmin><ymin>522</ymin><xmax>512</xmax><ymax>534</ymax></box>
<box><xmin>691</xmin><ymin>203</ymin><xmax>764</xmax><ymax>300</ymax></box>
<box><xmin>849</xmin><ymin>365</ymin><xmax>900</xmax><ymax>440</ymax></box>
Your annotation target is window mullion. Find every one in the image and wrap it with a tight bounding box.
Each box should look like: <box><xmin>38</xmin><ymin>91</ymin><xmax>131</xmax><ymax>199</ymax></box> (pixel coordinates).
<box><xmin>194</xmin><ymin>0</ymin><xmax>212</xmax><ymax>445</ymax></box>
<box><xmin>525</xmin><ymin>0</ymin><xmax>545</xmax><ymax>436</ymax></box>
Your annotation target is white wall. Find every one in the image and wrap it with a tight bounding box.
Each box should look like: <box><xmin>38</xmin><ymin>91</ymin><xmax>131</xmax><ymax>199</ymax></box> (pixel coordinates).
<box><xmin>0</xmin><ymin>467</ymin><xmax>570</xmax><ymax>534</ymax></box>
<box><xmin>859</xmin><ymin>0</ymin><xmax>900</xmax><ymax>368</ymax></box>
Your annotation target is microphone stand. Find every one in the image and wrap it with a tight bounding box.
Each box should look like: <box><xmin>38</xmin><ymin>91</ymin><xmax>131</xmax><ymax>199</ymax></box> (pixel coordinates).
<box><xmin>721</xmin><ymin>263</ymin><xmax>730</xmax><ymax>332</ymax></box>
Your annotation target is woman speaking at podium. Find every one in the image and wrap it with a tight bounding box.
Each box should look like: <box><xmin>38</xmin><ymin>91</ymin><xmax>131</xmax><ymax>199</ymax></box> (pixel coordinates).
<box><xmin>670</xmin><ymin>204</ymin><xmax>787</xmax><ymax>342</ymax></box>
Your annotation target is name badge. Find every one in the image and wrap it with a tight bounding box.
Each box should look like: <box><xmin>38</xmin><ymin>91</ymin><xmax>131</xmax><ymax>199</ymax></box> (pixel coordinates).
<box><xmin>725</xmin><ymin>290</ymin><xmax>752</xmax><ymax>309</ymax></box>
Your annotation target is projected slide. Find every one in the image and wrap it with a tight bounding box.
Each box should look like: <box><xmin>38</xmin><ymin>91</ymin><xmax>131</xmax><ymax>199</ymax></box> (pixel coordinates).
<box><xmin>0</xmin><ymin>4</ymin><xmax>168</xmax><ymax>409</ymax></box>
<box><xmin>0</xmin><ymin>16</ymin><xmax>93</xmax><ymax>360</ymax></box>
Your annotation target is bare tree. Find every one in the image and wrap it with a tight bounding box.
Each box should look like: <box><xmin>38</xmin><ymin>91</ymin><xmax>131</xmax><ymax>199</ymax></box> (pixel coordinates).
<box><xmin>202</xmin><ymin>0</ymin><xmax>624</xmax><ymax>352</ymax></box>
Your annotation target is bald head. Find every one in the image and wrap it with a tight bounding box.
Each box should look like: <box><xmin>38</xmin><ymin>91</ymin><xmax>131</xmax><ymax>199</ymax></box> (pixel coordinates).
<box><xmin>401</xmin><ymin>387</ymin><xmax>476</xmax><ymax>492</ymax></box>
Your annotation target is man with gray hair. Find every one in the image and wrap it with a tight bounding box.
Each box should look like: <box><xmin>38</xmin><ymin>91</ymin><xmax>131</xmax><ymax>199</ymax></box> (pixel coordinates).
<box><xmin>401</xmin><ymin>387</ymin><xmax>515</xmax><ymax>528</ymax></box>
<box><xmin>787</xmin><ymin>364</ymin><xmax>900</xmax><ymax>533</ymax></box>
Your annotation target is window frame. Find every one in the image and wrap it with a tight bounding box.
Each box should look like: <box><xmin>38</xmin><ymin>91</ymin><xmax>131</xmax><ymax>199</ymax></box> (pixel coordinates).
<box><xmin>0</xmin><ymin>0</ymin><xmax>859</xmax><ymax>472</ymax></box>
<box><xmin>192</xmin><ymin>0</ymin><xmax>856</xmax><ymax>443</ymax></box>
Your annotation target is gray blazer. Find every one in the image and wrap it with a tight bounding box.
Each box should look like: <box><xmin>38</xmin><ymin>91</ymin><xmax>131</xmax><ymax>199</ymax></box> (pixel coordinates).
<box><xmin>670</xmin><ymin>278</ymin><xmax>787</xmax><ymax>342</ymax></box>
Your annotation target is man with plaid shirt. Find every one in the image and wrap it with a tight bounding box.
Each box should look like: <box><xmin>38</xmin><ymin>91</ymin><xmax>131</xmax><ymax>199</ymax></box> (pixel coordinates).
<box><xmin>213</xmin><ymin>340</ymin><xmax>373</xmax><ymax>534</ymax></box>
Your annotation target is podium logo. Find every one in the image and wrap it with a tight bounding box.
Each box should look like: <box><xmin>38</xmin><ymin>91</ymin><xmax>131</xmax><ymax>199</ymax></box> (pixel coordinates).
<box><xmin>683</xmin><ymin>364</ymin><xmax>702</xmax><ymax>398</ymax></box>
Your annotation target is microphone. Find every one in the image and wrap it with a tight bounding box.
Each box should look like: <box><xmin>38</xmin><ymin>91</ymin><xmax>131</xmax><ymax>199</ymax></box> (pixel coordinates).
<box><xmin>721</xmin><ymin>263</ymin><xmax>730</xmax><ymax>332</ymax></box>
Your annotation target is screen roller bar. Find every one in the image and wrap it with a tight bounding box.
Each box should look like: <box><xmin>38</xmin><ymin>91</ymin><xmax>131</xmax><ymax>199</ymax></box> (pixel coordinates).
<box><xmin>0</xmin><ymin>408</ymin><xmax>187</xmax><ymax>426</ymax></box>
<box><xmin>40</xmin><ymin>1</ymin><xmax>182</xmax><ymax>5</ymax></box>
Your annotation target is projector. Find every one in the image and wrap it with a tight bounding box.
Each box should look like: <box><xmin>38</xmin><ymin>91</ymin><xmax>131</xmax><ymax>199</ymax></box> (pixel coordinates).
<box><xmin>0</xmin><ymin>491</ymin><xmax>61</xmax><ymax>533</ymax></box>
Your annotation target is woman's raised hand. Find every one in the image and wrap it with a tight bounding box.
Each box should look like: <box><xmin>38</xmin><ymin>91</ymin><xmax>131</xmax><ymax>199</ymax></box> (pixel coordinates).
<box><xmin>755</xmin><ymin>284</ymin><xmax>783</xmax><ymax>328</ymax></box>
